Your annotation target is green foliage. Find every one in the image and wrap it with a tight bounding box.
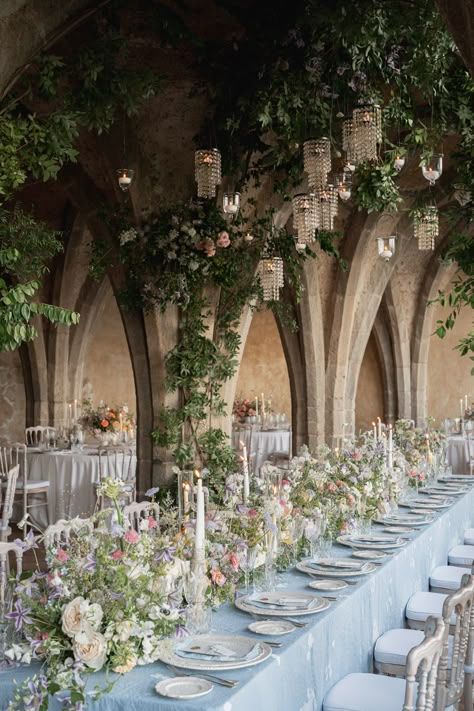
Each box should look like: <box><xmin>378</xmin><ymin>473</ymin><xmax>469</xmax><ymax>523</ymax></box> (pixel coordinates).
<box><xmin>0</xmin><ymin>207</ymin><xmax>79</xmax><ymax>351</ymax></box>
<box><xmin>353</xmin><ymin>162</ymin><xmax>402</xmax><ymax>213</ymax></box>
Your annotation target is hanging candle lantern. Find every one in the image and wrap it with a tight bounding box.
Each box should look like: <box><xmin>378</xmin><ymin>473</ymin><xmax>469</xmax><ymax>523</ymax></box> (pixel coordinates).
<box><xmin>243</xmin><ymin>231</ymin><xmax>254</xmax><ymax>243</ymax></box>
<box><xmin>421</xmin><ymin>154</ymin><xmax>443</xmax><ymax>185</ymax></box>
<box><xmin>352</xmin><ymin>105</ymin><xmax>382</xmax><ymax>162</ymax></box>
<box><xmin>316</xmin><ymin>185</ymin><xmax>338</xmax><ymax>231</ymax></box>
<box><xmin>223</xmin><ymin>192</ymin><xmax>241</xmax><ymax>216</ymax></box>
<box><xmin>292</xmin><ymin>193</ymin><xmax>318</xmax><ymax>246</ymax></box>
<box><xmin>257</xmin><ymin>256</ymin><xmax>284</xmax><ymax>301</ymax></box>
<box><xmin>414</xmin><ymin>206</ymin><xmax>439</xmax><ymax>250</ymax></box>
<box><xmin>376</xmin><ymin>235</ymin><xmax>396</xmax><ymax>261</ymax></box>
<box><xmin>117</xmin><ymin>168</ymin><xmax>134</xmax><ymax>191</ymax></box>
<box><xmin>303</xmin><ymin>138</ymin><xmax>331</xmax><ymax>189</ymax></box>
<box><xmin>342</xmin><ymin>119</ymin><xmax>357</xmax><ymax>172</ymax></box>
<box><xmin>393</xmin><ymin>153</ymin><xmax>406</xmax><ymax>173</ymax></box>
<box><xmin>334</xmin><ymin>172</ymin><xmax>352</xmax><ymax>202</ymax></box>
<box><xmin>194</xmin><ymin>148</ymin><xmax>222</xmax><ymax>198</ymax></box>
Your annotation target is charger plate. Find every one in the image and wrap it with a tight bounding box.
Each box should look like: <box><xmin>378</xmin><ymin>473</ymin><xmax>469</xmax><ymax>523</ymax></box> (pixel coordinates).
<box><xmin>337</xmin><ymin>534</ymin><xmax>406</xmax><ymax>550</ymax></box>
<box><xmin>235</xmin><ymin>591</ymin><xmax>329</xmax><ymax>617</ymax></box>
<box><xmin>157</xmin><ymin>634</ymin><xmax>272</xmax><ymax>671</ymax></box>
<box><xmin>296</xmin><ymin>558</ymin><xmax>376</xmax><ymax>577</ymax></box>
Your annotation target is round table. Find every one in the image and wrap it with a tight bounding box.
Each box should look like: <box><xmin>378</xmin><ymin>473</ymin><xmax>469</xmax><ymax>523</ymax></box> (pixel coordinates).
<box><xmin>232</xmin><ymin>427</ymin><xmax>291</xmax><ymax>473</ymax></box>
<box><xmin>25</xmin><ymin>447</ymin><xmax>137</xmax><ymax>528</ymax></box>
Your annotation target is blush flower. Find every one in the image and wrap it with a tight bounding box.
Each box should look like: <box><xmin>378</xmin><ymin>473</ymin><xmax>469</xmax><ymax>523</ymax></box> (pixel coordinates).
<box><xmin>216</xmin><ymin>230</ymin><xmax>230</xmax><ymax>247</ymax></box>
<box><xmin>124</xmin><ymin>530</ymin><xmax>140</xmax><ymax>544</ymax></box>
<box><xmin>211</xmin><ymin>568</ymin><xmax>227</xmax><ymax>587</ymax></box>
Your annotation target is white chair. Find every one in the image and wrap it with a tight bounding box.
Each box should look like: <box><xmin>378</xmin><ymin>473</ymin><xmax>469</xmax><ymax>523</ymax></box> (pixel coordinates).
<box><xmin>374</xmin><ymin>573</ymin><xmax>474</xmax><ymax>710</ymax></box>
<box><xmin>323</xmin><ymin>616</ymin><xmax>446</xmax><ymax>711</ymax></box>
<box><xmin>464</xmin><ymin>529</ymin><xmax>474</xmax><ymax>545</ymax></box>
<box><xmin>43</xmin><ymin>517</ymin><xmax>94</xmax><ymax>549</ymax></box>
<box><xmin>447</xmin><ymin>544</ymin><xmax>474</xmax><ymax>567</ymax></box>
<box><xmin>0</xmin><ymin>444</ymin><xmax>49</xmax><ymax>535</ymax></box>
<box><xmin>465</xmin><ymin>431</ymin><xmax>474</xmax><ymax>475</ymax></box>
<box><xmin>0</xmin><ymin>465</ymin><xmax>19</xmax><ymax>542</ymax></box>
<box><xmin>96</xmin><ymin>446</ymin><xmax>135</xmax><ymax>508</ymax></box>
<box><xmin>430</xmin><ymin>564</ymin><xmax>469</xmax><ymax>593</ymax></box>
<box><xmin>123</xmin><ymin>501</ymin><xmax>160</xmax><ymax>531</ymax></box>
<box><xmin>25</xmin><ymin>426</ymin><xmax>56</xmax><ymax>448</ymax></box>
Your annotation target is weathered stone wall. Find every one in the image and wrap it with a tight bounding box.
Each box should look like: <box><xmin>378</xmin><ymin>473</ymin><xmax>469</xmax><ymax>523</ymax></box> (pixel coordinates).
<box><xmin>355</xmin><ymin>333</ymin><xmax>385</xmax><ymax>434</ymax></box>
<box><xmin>0</xmin><ymin>349</ymin><xmax>25</xmax><ymax>442</ymax></box>
<box><xmin>235</xmin><ymin>309</ymin><xmax>291</xmax><ymax>419</ymax></box>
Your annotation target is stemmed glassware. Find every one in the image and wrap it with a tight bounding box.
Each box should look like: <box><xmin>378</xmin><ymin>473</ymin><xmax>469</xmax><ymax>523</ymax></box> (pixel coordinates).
<box><xmin>182</xmin><ymin>572</ymin><xmax>211</xmax><ymax>634</ymax></box>
<box><xmin>239</xmin><ymin>545</ymin><xmax>258</xmax><ymax>595</ymax></box>
<box><xmin>287</xmin><ymin>514</ymin><xmax>306</xmax><ymax>564</ymax></box>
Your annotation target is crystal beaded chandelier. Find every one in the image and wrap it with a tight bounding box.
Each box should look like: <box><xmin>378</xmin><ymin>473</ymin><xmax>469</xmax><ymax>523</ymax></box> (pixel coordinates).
<box><xmin>316</xmin><ymin>185</ymin><xmax>338</xmax><ymax>231</ymax></box>
<box><xmin>351</xmin><ymin>105</ymin><xmax>382</xmax><ymax>162</ymax></box>
<box><xmin>292</xmin><ymin>193</ymin><xmax>318</xmax><ymax>247</ymax></box>
<box><xmin>194</xmin><ymin>148</ymin><xmax>222</xmax><ymax>198</ymax></box>
<box><xmin>303</xmin><ymin>138</ymin><xmax>331</xmax><ymax>189</ymax></box>
<box><xmin>414</xmin><ymin>206</ymin><xmax>439</xmax><ymax>250</ymax></box>
<box><xmin>257</xmin><ymin>255</ymin><xmax>284</xmax><ymax>301</ymax></box>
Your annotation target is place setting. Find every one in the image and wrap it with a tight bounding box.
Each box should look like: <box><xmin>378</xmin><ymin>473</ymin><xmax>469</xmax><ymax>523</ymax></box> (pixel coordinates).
<box><xmin>336</xmin><ymin>532</ymin><xmax>408</xmax><ymax>550</ymax></box>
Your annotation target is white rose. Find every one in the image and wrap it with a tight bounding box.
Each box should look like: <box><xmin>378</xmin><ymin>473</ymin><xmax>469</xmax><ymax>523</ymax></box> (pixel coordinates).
<box><xmin>116</xmin><ymin>620</ymin><xmax>132</xmax><ymax>642</ymax></box>
<box><xmin>62</xmin><ymin>596</ymin><xmax>86</xmax><ymax>638</ymax></box>
<box><xmin>73</xmin><ymin>627</ymin><xmax>107</xmax><ymax>670</ymax></box>
<box><xmin>84</xmin><ymin>603</ymin><xmax>103</xmax><ymax>631</ymax></box>
<box><xmin>113</xmin><ymin>653</ymin><xmax>137</xmax><ymax>674</ymax></box>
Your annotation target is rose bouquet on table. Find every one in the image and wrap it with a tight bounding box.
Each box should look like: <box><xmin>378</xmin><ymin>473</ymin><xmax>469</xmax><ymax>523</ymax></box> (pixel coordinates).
<box><xmin>232</xmin><ymin>398</ymin><xmax>256</xmax><ymax>420</ymax></box>
<box><xmin>6</xmin><ymin>479</ymin><xmax>187</xmax><ymax>710</ymax></box>
<box><xmin>77</xmin><ymin>400</ymin><xmax>135</xmax><ymax>436</ymax></box>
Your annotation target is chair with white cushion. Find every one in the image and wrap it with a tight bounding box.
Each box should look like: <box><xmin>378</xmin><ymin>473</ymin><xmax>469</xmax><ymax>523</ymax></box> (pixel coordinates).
<box><xmin>0</xmin><ymin>465</ymin><xmax>19</xmax><ymax>542</ymax></box>
<box><xmin>447</xmin><ymin>544</ymin><xmax>474</xmax><ymax>567</ymax></box>
<box><xmin>25</xmin><ymin>426</ymin><xmax>56</xmax><ymax>448</ymax></box>
<box><xmin>374</xmin><ymin>573</ymin><xmax>474</xmax><ymax>710</ymax></box>
<box><xmin>43</xmin><ymin>517</ymin><xmax>94</xmax><ymax>549</ymax></box>
<box><xmin>0</xmin><ymin>444</ymin><xmax>49</xmax><ymax>535</ymax></box>
<box><xmin>464</xmin><ymin>529</ymin><xmax>474</xmax><ymax>546</ymax></box>
<box><xmin>405</xmin><ymin>591</ymin><xmax>456</xmax><ymax>631</ymax></box>
<box><xmin>123</xmin><ymin>501</ymin><xmax>160</xmax><ymax>532</ymax></box>
<box><xmin>430</xmin><ymin>564</ymin><xmax>469</xmax><ymax>593</ymax></box>
<box><xmin>96</xmin><ymin>445</ymin><xmax>135</xmax><ymax>508</ymax></box>
<box><xmin>323</xmin><ymin>616</ymin><xmax>446</xmax><ymax>711</ymax></box>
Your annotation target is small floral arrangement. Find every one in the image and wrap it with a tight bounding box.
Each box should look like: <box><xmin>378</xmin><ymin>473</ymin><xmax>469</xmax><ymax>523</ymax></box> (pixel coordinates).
<box><xmin>407</xmin><ymin>468</ymin><xmax>426</xmax><ymax>487</ymax></box>
<box><xmin>232</xmin><ymin>398</ymin><xmax>256</xmax><ymax>419</ymax></box>
<box><xmin>7</xmin><ymin>479</ymin><xmax>187</xmax><ymax>709</ymax></box>
<box><xmin>77</xmin><ymin>399</ymin><xmax>135</xmax><ymax>435</ymax></box>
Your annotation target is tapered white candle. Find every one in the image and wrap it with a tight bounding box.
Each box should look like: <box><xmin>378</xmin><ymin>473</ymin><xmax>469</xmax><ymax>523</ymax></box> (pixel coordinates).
<box><xmin>194</xmin><ymin>477</ymin><xmax>205</xmax><ymax>553</ymax></box>
<box><xmin>183</xmin><ymin>483</ymin><xmax>191</xmax><ymax>518</ymax></box>
<box><xmin>372</xmin><ymin>421</ymin><xmax>377</xmax><ymax>441</ymax></box>
<box><xmin>68</xmin><ymin>403</ymin><xmax>72</xmax><ymax>427</ymax></box>
<box><xmin>465</xmin><ymin>395</ymin><xmax>468</xmax><ymax>411</ymax></box>
<box><xmin>461</xmin><ymin>399</ymin><xmax>464</xmax><ymax>419</ymax></box>
<box><xmin>255</xmin><ymin>397</ymin><xmax>258</xmax><ymax>418</ymax></box>
<box><xmin>261</xmin><ymin>392</ymin><xmax>265</xmax><ymax>419</ymax></box>
<box><xmin>388</xmin><ymin>425</ymin><xmax>393</xmax><ymax>469</ymax></box>
<box><xmin>377</xmin><ymin>417</ymin><xmax>382</xmax><ymax>440</ymax></box>
<box><xmin>74</xmin><ymin>399</ymin><xmax>77</xmax><ymax>421</ymax></box>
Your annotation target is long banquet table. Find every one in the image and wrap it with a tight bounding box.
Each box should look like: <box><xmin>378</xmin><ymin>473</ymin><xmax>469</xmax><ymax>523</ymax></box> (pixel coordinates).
<box><xmin>2</xmin><ymin>482</ymin><xmax>474</xmax><ymax>711</ymax></box>
<box><xmin>25</xmin><ymin>447</ymin><xmax>137</xmax><ymax>528</ymax></box>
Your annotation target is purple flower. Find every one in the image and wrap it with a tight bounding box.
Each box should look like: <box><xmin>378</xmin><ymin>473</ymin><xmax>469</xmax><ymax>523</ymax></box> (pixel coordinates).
<box><xmin>14</xmin><ymin>531</ymin><xmax>38</xmax><ymax>552</ymax></box>
<box><xmin>236</xmin><ymin>504</ymin><xmax>249</xmax><ymax>515</ymax></box>
<box><xmin>145</xmin><ymin>486</ymin><xmax>160</xmax><ymax>498</ymax></box>
<box><xmin>6</xmin><ymin>598</ymin><xmax>32</xmax><ymax>631</ymax></box>
<box><xmin>174</xmin><ymin>624</ymin><xmax>189</xmax><ymax>639</ymax></box>
<box><xmin>110</xmin><ymin>591</ymin><xmax>124</xmax><ymax>600</ymax></box>
<box><xmin>155</xmin><ymin>545</ymin><xmax>176</xmax><ymax>563</ymax></box>
<box><xmin>83</xmin><ymin>553</ymin><xmax>96</xmax><ymax>572</ymax></box>
<box><xmin>24</xmin><ymin>676</ymin><xmax>47</xmax><ymax>709</ymax></box>
<box><xmin>264</xmin><ymin>512</ymin><xmax>278</xmax><ymax>535</ymax></box>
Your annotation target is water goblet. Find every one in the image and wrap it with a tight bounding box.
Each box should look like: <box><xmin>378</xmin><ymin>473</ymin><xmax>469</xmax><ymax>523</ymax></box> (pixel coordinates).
<box><xmin>239</xmin><ymin>545</ymin><xmax>258</xmax><ymax>595</ymax></box>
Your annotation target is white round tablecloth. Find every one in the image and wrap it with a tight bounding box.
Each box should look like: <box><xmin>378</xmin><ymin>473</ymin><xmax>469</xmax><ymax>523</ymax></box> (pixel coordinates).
<box><xmin>447</xmin><ymin>435</ymin><xmax>470</xmax><ymax>475</ymax></box>
<box><xmin>25</xmin><ymin>448</ymin><xmax>137</xmax><ymax>529</ymax></box>
<box><xmin>232</xmin><ymin>428</ymin><xmax>291</xmax><ymax>473</ymax></box>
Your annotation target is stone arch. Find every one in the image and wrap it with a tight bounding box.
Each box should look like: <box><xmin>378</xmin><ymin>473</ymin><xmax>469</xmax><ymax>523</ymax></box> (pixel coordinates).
<box><xmin>373</xmin><ymin>308</ymin><xmax>397</xmax><ymax>422</ymax></box>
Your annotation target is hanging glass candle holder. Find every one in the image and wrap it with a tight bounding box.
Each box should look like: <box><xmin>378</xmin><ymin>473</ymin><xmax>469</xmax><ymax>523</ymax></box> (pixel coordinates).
<box><xmin>303</xmin><ymin>138</ymin><xmax>331</xmax><ymax>190</ymax></box>
<box><xmin>223</xmin><ymin>192</ymin><xmax>241</xmax><ymax>216</ymax></box>
<box><xmin>243</xmin><ymin>231</ymin><xmax>254</xmax><ymax>243</ymax></box>
<box><xmin>334</xmin><ymin>172</ymin><xmax>352</xmax><ymax>202</ymax></box>
<box><xmin>376</xmin><ymin>235</ymin><xmax>396</xmax><ymax>261</ymax></box>
<box><xmin>393</xmin><ymin>152</ymin><xmax>406</xmax><ymax>173</ymax></box>
<box><xmin>453</xmin><ymin>184</ymin><xmax>471</xmax><ymax>206</ymax></box>
<box><xmin>342</xmin><ymin>119</ymin><xmax>357</xmax><ymax>172</ymax></box>
<box><xmin>316</xmin><ymin>185</ymin><xmax>338</xmax><ymax>231</ymax></box>
<box><xmin>414</xmin><ymin>206</ymin><xmax>439</xmax><ymax>250</ymax></box>
<box><xmin>257</xmin><ymin>256</ymin><xmax>284</xmax><ymax>302</ymax></box>
<box><xmin>421</xmin><ymin>154</ymin><xmax>443</xmax><ymax>185</ymax></box>
<box><xmin>117</xmin><ymin>168</ymin><xmax>134</xmax><ymax>191</ymax></box>
<box><xmin>352</xmin><ymin>105</ymin><xmax>382</xmax><ymax>162</ymax></box>
<box><xmin>194</xmin><ymin>148</ymin><xmax>222</xmax><ymax>198</ymax></box>
<box><xmin>292</xmin><ymin>193</ymin><xmax>317</xmax><ymax>246</ymax></box>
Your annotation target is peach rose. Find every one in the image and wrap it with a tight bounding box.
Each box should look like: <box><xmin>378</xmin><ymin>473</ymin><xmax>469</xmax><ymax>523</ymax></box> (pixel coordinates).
<box><xmin>216</xmin><ymin>230</ymin><xmax>230</xmax><ymax>248</ymax></box>
<box><xmin>73</xmin><ymin>627</ymin><xmax>107</xmax><ymax>670</ymax></box>
<box><xmin>101</xmin><ymin>419</ymin><xmax>109</xmax><ymax>428</ymax></box>
<box><xmin>113</xmin><ymin>653</ymin><xmax>137</xmax><ymax>674</ymax></box>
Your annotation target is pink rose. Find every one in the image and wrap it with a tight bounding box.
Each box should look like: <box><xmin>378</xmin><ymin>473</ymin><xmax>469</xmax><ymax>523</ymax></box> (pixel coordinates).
<box><xmin>211</xmin><ymin>568</ymin><xmax>227</xmax><ymax>587</ymax></box>
<box><xmin>147</xmin><ymin>516</ymin><xmax>158</xmax><ymax>529</ymax></box>
<box><xmin>409</xmin><ymin>469</ymin><xmax>417</xmax><ymax>478</ymax></box>
<box><xmin>124</xmin><ymin>530</ymin><xmax>140</xmax><ymax>544</ymax></box>
<box><xmin>203</xmin><ymin>238</ymin><xmax>216</xmax><ymax>257</ymax></box>
<box><xmin>419</xmin><ymin>472</ymin><xmax>425</xmax><ymax>481</ymax></box>
<box><xmin>216</xmin><ymin>231</ymin><xmax>230</xmax><ymax>248</ymax></box>
<box><xmin>327</xmin><ymin>482</ymin><xmax>337</xmax><ymax>492</ymax></box>
<box><xmin>111</xmin><ymin>549</ymin><xmax>125</xmax><ymax>560</ymax></box>
<box><xmin>55</xmin><ymin>548</ymin><xmax>68</xmax><ymax>563</ymax></box>
<box><xmin>230</xmin><ymin>552</ymin><xmax>240</xmax><ymax>571</ymax></box>
<box><xmin>247</xmin><ymin>509</ymin><xmax>258</xmax><ymax>518</ymax></box>
<box><xmin>353</xmin><ymin>452</ymin><xmax>361</xmax><ymax>460</ymax></box>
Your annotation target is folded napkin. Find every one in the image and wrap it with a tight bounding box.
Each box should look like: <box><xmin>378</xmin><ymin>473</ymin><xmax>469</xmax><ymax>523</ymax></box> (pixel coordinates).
<box><xmin>247</xmin><ymin>594</ymin><xmax>318</xmax><ymax>611</ymax></box>
<box><xmin>175</xmin><ymin>640</ymin><xmax>261</xmax><ymax>662</ymax></box>
<box><xmin>312</xmin><ymin>559</ymin><xmax>364</xmax><ymax>570</ymax></box>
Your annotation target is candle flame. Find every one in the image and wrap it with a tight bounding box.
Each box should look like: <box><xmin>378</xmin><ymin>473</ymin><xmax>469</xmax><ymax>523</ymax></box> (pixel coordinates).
<box><xmin>194</xmin><ymin>469</ymin><xmax>201</xmax><ymax>480</ymax></box>
<box><xmin>239</xmin><ymin>440</ymin><xmax>245</xmax><ymax>448</ymax></box>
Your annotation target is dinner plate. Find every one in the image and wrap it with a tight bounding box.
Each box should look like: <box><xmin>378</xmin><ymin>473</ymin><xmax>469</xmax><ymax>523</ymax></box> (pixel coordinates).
<box><xmin>157</xmin><ymin>634</ymin><xmax>272</xmax><ymax>671</ymax></box>
<box><xmin>235</xmin><ymin>591</ymin><xmax>330</xmax><ymax>617</ymax></box>
<box><xmin>296</xmin><ymin>558</ymin><xmax>376</xmax><ymax>577</ymax></box>
<box><xmin>155</xmin><ymin>676</ymin><xmax>213</xmax><ymax>699</ymax></box>
<box><xmin>399</xmin><ymin>499</ymin><xmax>452</xmax><ymax>510</ymax></box>
<box><xmin>383</xmin><ymin>526</ymin><xmax>417</xmax><ymax>534</ymax></box>
<box><xmin>248</xmin><ymin>620</ymin><xmax>296</xmax><ymax>635</ymax></box>
<box><xmin>307</xmin><ymin>578</ymin><xmax>348</xmax><ymax>591</ymax></box>
<box><xmin>425</xmin><ymin>486</ymin><xmax>466</xmax><ymax>495</ymax></box>
<box><xmin>337</xmin><ymin>534</ymin><xmax>406</xmax><ymax>550</ymax></box>
<box><xmin>377</xmin><ymin>515</ymin><xmax>433</xmax><ymax>527</ymax></box>
<box><xmin>351</xmin><ymin>549</ymin><xmax>388</xmax><ymax>560</ymax></box>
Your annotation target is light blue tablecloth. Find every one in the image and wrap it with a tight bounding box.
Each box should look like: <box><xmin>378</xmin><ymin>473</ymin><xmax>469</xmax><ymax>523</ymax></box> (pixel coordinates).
<box><xmin>2</xmin><ymin>485</ymin><xmax>474</xmax><ymax>711</ymax></box>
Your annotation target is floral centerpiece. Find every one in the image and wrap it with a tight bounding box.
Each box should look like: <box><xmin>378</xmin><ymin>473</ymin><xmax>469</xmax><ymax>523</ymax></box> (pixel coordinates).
<box><xmin>7</xmin><ymin>479</ymin><xmax>187</xmax><ymax>709</ymax></box>
<box><xmin>232</xmin><ymin>398</ymin><xmax>256</xmax><ymax>421</ymax></box>
<box><xmin>77</xmin><ymin>400</ymin><xmax>135</xmax><ymax>443</ymax></box>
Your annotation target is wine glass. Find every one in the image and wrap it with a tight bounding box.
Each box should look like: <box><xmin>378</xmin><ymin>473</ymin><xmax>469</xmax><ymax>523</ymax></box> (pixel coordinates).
<box><xmin>239</xmin><ymin>545</ymin><xmax>258</xmax><ymax>595</ymax></box>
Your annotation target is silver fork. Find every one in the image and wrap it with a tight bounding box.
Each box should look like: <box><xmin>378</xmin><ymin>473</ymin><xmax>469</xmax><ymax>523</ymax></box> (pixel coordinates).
<box><xmin>166</xmin><ymin>664</ymin><xmax>239</xmax><ymax>688</ymax></box>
